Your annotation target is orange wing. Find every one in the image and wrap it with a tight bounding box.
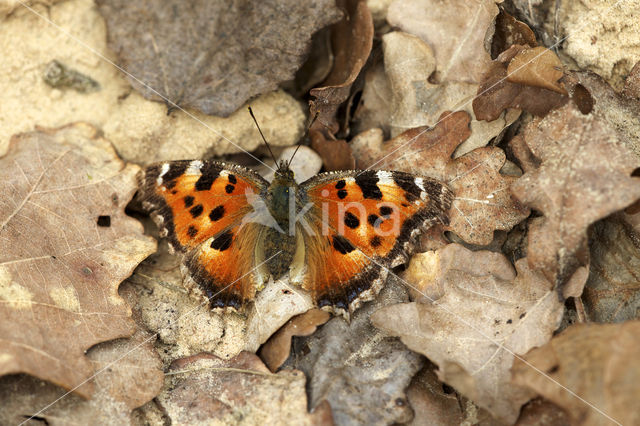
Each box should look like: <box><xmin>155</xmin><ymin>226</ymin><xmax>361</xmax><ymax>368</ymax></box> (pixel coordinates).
<box><xmin>139</xmin><ymin>160</ymin><xmax>270</xmax><ymax>308</ymax></box>
<box><xmin>299</xmin><ymin>170</ymin><xmax>453</xmax><ymax>318</ymax></box>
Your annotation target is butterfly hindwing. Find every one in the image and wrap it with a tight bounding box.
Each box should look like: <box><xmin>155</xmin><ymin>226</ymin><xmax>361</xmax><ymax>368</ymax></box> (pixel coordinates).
<box><xmin>299</xmin><ymin>170</ymin><xmax>453</xmax><ymax>317</ymax></box>
<box><xmin>139</xmin><ymin>160</ymin><xmax>270</xmax><ymax>308</ymax></box>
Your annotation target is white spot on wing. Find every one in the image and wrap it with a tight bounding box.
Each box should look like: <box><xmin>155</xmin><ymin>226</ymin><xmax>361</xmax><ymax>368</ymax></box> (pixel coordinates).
<box><xmin>376</xmin><ymin>171</ymin><xmax>393</xmax><ymax>185</ymax></box>
<box><xmin>157</xmin><ymin>163</ymin><xmax>170</xmax><ymax>185</ymax></box>
<box><xmin>415</xmin><ymin>177</ymin><xmax>425</xmax><ymax>191</ymax></box>
<box><xmin>186</xmin><ymin>160</ymin><xmax>203</xmax><ymax>175</ymax></box>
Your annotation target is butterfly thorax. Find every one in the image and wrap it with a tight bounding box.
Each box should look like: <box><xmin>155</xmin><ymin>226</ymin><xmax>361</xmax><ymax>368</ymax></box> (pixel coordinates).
<box><xmin>266</xmin><ymin>162</ymin><xmax>298</xmax><ymax>228</ymax></box>
<box><xmin>263</xmin><ymin>162</ymin><xmax>301</xmax><ymax>279</ymax></box>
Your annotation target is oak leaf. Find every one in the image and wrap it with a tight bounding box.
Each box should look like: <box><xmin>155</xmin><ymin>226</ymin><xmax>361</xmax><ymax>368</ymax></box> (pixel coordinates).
<box><xmin>0</xmin><ymin>123</ymin><xmax>156</xmax><ymax>396</ymax></box>
<box><xmin>510</xmin><ymin>103</ymin><xmax>640</xmax><ymax>289</ymax></box>
<box><xmin>0</xmin><ymin>329</ymin><xmax>163</xmax><ymax>425</ymax></box>
<box><xmin>97</xmin><ymin>0</ymin><xmax>342</xmax><ymax>117</ymax></box>
<box><xmin>387</xmin><ymin>0</ymin><xmax>498</xmax><ymax>83</ymax></box>
<box><xmin>512</xmin><ymin>321</ymin><xmax>640</xmax><ymax>426</ymax></box>
<box><xmin>372</xmin><ymin>244</ymin><xmax>564</xmax><ymax>423</ymax></box>
<box><xmin>582</xmin><ymin>214</ymin><xmax>640</xmax><ymax>323</ymax></box>
<box><xmin>156</xmin><ymin>351</ymin><xmax>332</xmax><ymax>425</ymax></box>
<box><xmin>286</xmin><ymin>280</ymin><xmax>423</xmax><ymax>425</ymax></box>
<box><xmin>473</xmin><ymin>45</ymin><xmax>568</xmax><ymax>122</ymax></box>
<box><xmin>259</xmin><ymin>309</ymin><xmax>330</xmax><ymax>372</ymax></box>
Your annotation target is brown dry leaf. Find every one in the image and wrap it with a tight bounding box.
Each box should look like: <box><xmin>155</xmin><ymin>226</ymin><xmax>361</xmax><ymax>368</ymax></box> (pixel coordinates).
<box><xmin>511</xmin><ymin>103</ymin><xmax>640</xmax><ymax>289</ymax></box>
<box><xmin>351</xmin><ymin>63</ymin><xmax>393</xmax><ymax>137</ymax></box>
<box><xmin>372</xmin><ymin>244</ymin><xmax>564</xmax><ymax>424</ymax></box>
<box><xmin>0</xmin><ymin>123</ymin><xmax>156</xmax><ymax>397</ymax></box>
<box><xmin>259</xmin><ymin>309</ymin><xmax>330</xmax><ymax>372</ymax></box>
<box><xmin>512</xmin><ymin>321</ymin><xmax>640</xmax><ymax>426</ymax></box>
<box><xmin>622</xmin><ymin>61</ymin><xmax>640</xmax><ymax>100</ymax></box>
<box><xmin>351</xmin><ymin>111</ymin><xmax>528</xmax><ymax>245</ymax></box>
<box><xmin>286</xmin><ymin>279</ymin><xmax>423</xmax><ymax>425</ymax></box>
<box><xmin>407</xmin><ymin>363</ymin><xmax>500</xmax><ymax>426</ymax></box>
<box><xmin>445</xmin><ymin>147</ymin><xmax>530</xmax><ymax>245</ymax></box>
<box><xmin>0</xmin><ymin>329</ymin><xmax>163</xmax><ymax>425</ymax></box>
<box><xmin>473</xmin><ymin>45</ymin><xmax>568</xmax><ymax>122</ymax></box>
<box><xmin>310</xmin><ymin>0</ymin><xmax>373</xmax><ymax>135</ymax></box>
<box><xmin>491</xmin><ymin>9</ymin><xmax>536</xmax><ymax>57</ymax></box>
<box><xmin>351</xmin><ymin>111</ymin><xmax>471</xmax><ymax>180</ymax></box>
<box><xmin>379</xmin><ymin>31</ymin><xmax>519</xmax><ymax>150</ymax></box>
<box><xmin>386</xmin><ymin>0</ymin><xmax>498</xmax><ymax>83</ymax></box>
<box><xmin>563</xmin><ymin>69</ymin><xmax>640</xmax><ymax>159</ymax></box>
<box><xmin>97</xmin><ymin>0</ymin><xmax>341</xmax><ymax>117</ymax></box>
<box><xmin>310</xmin><ymin>130</ymin><xmax>356</xmax><ymax>171</ymax></box>
<box><xmin>156</xmin><ymin>351</ymin><xmax>332</xmax><ymax>425</ymax></box>
<box><xmin>515</xmin><ymin>398</ymin><xmax>570</xmax><ymax>426</ymax></box>
<box><xmin>506</xmin><ymin>47</ymin><xmax>567</xmax><ymax>94</ymax></box>
<box><xmin>582</xmin><ymin>214</ymin><xmax>640</xmax><ymax>323</ymax></box>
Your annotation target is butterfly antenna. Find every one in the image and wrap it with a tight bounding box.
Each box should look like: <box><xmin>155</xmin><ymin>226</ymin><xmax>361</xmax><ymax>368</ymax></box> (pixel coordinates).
<box><xmin>288</xmin><ymin>111</ymin><xmax>319</xmax><ymax>167</ymax></box>
<box><xmin>248</xmin><ymin>107</ymin><xmax>278</xmax><ymax>166</ymax></box>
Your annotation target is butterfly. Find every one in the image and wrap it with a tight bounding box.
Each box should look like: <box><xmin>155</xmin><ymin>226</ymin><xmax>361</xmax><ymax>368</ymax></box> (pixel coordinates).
<box><xmin>138</xmin><ymin>143</ymin><xmax>452</xmax><ymax>320</ymax></box>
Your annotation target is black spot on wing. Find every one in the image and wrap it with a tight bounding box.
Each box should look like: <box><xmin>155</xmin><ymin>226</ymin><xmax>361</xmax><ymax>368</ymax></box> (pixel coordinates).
<box><xmin>211</xmin><ymin>231</ymin><xmax>233</xmax><ymax>251</ymax></box>
<box><xmin>161</xmin><ymin>162</ymin><xmax>188</xmax><ymax>188</ymax></box>
<box><xmin>227</xmin><ymin>174</ymin><xmax>237</xmax><ymax>184</ymax></box>
<box><xmin>370</xmin><ymin>236</ymin><xmax>382</xmax><ymax>247</ymax></box>
<box><xmin>335</xmin><ymin>180</ymin><xmax>346</xmax><ymax>189</ymax></box>
<box><xmin>209</xmin><ymin>205</ymin><xmax>225</xmax><ymax>221</ymax></box>
<box><xmin>332</xmin><ymin>235</ymin><xmax>355</xmax><ymax>254</ymax></box>
<box><xmin>187</xmin><ymin>226</ymin><xmax>198</xmax><ymax>237</ymax></box>
<box><xmin>189</xmin><ymin>204</ymin><xmax>204</xmax><ymax>218</ymax></box>
<box><xmin>379</xmin><ymin>206</ymin><xmax>393</xmax><ymax>217</ymax></box>
<box><xmin>368</xmin><ymin>214</ymin><xmax>381</xmax><ymax>228</ymax></box>
<box><xmin>195</xmin><ymin>163</ymin><xmax>220</xmax><ymax>191</ymax></box>
<box><xmin>355</xmin><ymin>173</ymin><xmax>383</xmax><ymax>200</ymax></box>
<box><xmin>225</xmin><ymin>184</ymin><xmax>235</xmax><ymax>194</ymax></box>
<box><xmin>393</xmin><ymin>175</ymin><xmax>421</xmax><ymax>202</ymax></box>
<box><xmin>183</xmin><ymin>195</ymin><xmax>195</xmax><ymax>208</ymax></box>
<box><xmin>337</xmin><ymin>189</ymin><xmax>348</xmax><ymax>199</ymax></box>
<box><xmin>344</xmin><ymin>211</ymin><xmax>360</xmax><ymax>229</ymax></box>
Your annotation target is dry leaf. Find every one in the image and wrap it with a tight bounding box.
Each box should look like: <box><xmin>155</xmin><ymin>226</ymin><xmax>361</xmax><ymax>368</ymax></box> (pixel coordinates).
<box><xmin>582</xmin><ymin>214</ymin><xmax>640</xmax><ymax>323</ymax></box>
<box><xmin>259</xmin><ymin>309</ymin><xmax>330</xmax><ymax>372</ymax></box>
<box><xmin>97</xmin><ymin>0</ymin><xmax>341</xmax><ymax>117</ymax></box>
<box><xmin>512</xmin><ymin>321</ymin><xmax>640</xmax><ymax>426</ymax></box>
<box><xmin>515</xmin><ymin>398</ymin><xmax>570</xmax><ymax>426</ymax></box>
<box><xmin>287</xmin><ymin>280</ymin><xmax>423</xmax><ymax>425</ymax></box>
<box><xmin>372</xmin><ymin>244</ymin><xmax>564</xmax><ymax>424</ymax></box>
<box><xmin>0</xmin><ymin>329</ymin><xmax>163</xmax><ymax>425</ymax></box>
<box><xmin>405</xmin><ymin>364</ymin><xmax>465</xmax><ymax>425</ymax></box>
<box><xmin>0</xmin><ymin>123</ymin><xmax>156</xmax><ymax>397</ymax></box>
<box><xmin>563</xmin><ymin>70</ymin><xmax>640</xmax><ymax>159</ymax></box>
<box><xmin>380</xmin><ymin>31</ymin><xmax>519</xmax><ymax>148</ymax></box>
<box><xmin>351</xmin><ymin>63</ymin><xmax>393</xmax><ymax>137</ymax></box>
<box><xmin>310</xmin><ymin>0</ymin><xmax>373</xmax><ymax>135</ymax></box>
<box><xmin>387</xmin><ymin>0</ymin><xmax>498</xmax><ymax>83</ymax></box>
<box><xmin>622</xmin><ymin>61</ymin><xmax>640</xmax><ymax>100</ymax></box>
<box><xmin>506</xmin><ymin>47</ymin><xmax>567</xmax><ymax>94</ymax></box>
<box><xmin>351</xmin><ymin>111</ymin><xmax>472</xmax><ymax>180</ymax></box>
<box><xmin>156</xmin><ymin>352</ymin><xmax>331</xmax><ymax>425</ymax></box>
<box><xmin>445</xmin><ymin>147</ymin><xmax>529</xmax><ymax>245</ymax></box>
<box><xmin>491</xmin><ymin>9</ymin><xmax>536</xmax><ymax>57</ymax></box>
<box><xmin>510</xmin><ymin>103</ymin><xmax>640</xmax><ymax>289</ymax></box>
<box><xmin>352</xmin><ymin>111</ymin><xmax>529</xmax><ymax>245</ymax></box>
<box><xmin>309</xmin><ymin>130</ymin><xmax>356</xmax><ymax>171</ymax></box>
<box><xmin>473</xmin><ymin>45</ymin><xmax>568</xmax><ymax>122</ymax></box>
